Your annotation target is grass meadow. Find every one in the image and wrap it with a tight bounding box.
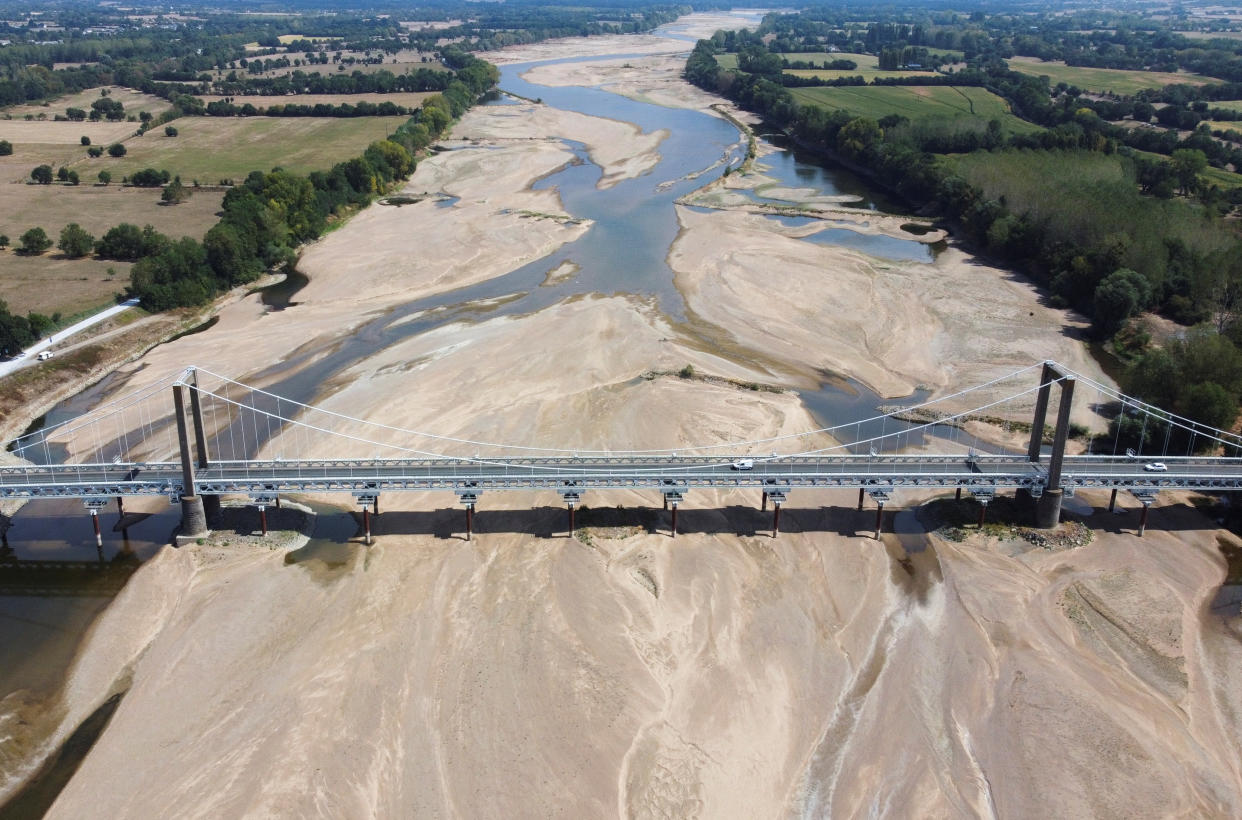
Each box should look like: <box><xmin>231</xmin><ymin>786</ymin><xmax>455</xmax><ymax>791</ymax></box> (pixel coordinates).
<box><xmin>1006</xmin><ymin>57</ymin><xmax>1218</xmax><ymax>94</ymax></box>
<box><xmin>787</xmin><ymin>84</ymin><xmax>1040</xmax><ymax>133</ymax></box>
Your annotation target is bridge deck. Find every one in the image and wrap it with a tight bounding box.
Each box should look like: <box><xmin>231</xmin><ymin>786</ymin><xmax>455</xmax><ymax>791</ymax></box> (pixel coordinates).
<box><xmin>3</xmin><ymin>454</ymin><xmax>1242</xmax><ymax>499</ymax></box>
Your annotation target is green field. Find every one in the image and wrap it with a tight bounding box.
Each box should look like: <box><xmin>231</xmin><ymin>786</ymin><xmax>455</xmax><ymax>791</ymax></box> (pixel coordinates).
<box><xmin>1007</xmin><ymin>57</ymin><xmax>1218</xmax><ymax>94</ymax></box>
<box><xmin>1212</xmin><ymin>100</ymin><xmax>1242</xmax><ymax>112</ymax></box>
<box><xmin>779</xmin><ymin>52</ymin><xmax>929</xmax><ymax>82</ymax></box>
<box><xmin>89</xmin><ymin>116</ymin><xmax>408</xmax><ymax>182</ymax></box>
<box><xmin>786</xmin><ymin>84</ymin><xmax>1039</xmax><ymax>132</ymax></box>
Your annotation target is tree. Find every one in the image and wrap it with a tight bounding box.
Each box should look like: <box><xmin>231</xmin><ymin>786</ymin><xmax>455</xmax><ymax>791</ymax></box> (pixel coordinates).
<box><xmin>1171</xmin><ymin>148</ymin><xmax>1208</xmax><ymax>196</ymax></box>
<box><xmin>0</xmin><ymin>235</ymin><xmax>8</xmax><ymax>250</ymax></box>
<box><xmin>98</xmin><ymin>169</ymin><xmax>112</xmax><ymax>185</ymax></box>
<box><xmin>837</xmin><ymin>117</ymin><xmax>883</xmax><ymax>161</ymax></box>
<box><xmin>56</xmin><ymin>166</ymin><xmax>69</xmax><ymax>182</ymax></box>
<box><xmin>87</xmin><ymin>146</ymin><xmax>103</xmax><ymax>158</ymax></box>
<box><xmin>30</xmin><ymin>164</ymin><xmax>53</xmax><ymax>184</ymax></box>
<box><xmin>66</xmin><ymin>107</ymin><xmax>86</xmax><ymax>121</ymax></box>
<box><xmin>0</xmin><ymin>139</ymin><xmax>12</xmax><ymax>156</ymax></box>
<box><xmin>58</xmin><ymin>223</ymin><xmax>94</xmax><ymax>258</ymax></box>
<box><xmin>107</xmin><ymin>143</ymin><xmax>126</xmax><ymax>157</ymax></box>
<box><xmin>164</xmin><ymin>125</ymin><xmax>178</xmax><ymax>137</ymax></box>
<box><xmin>67</xmin><ymin>170</ymin><xmax>79</xmax><ymax>186</ymax></box>
<box><xmin>17</xmin><ymin>227</ymin><xmax>52</xmax><ymax>255</ymax></box>
<box><xmin>161</xmin><ymin>176</ymin><xmax>190</xmax><ymax>204</ymax></box>
<box><xmin>80</xmin><ymin>135</ymin><xmax>91</xmax><ymax>146</ymax></box>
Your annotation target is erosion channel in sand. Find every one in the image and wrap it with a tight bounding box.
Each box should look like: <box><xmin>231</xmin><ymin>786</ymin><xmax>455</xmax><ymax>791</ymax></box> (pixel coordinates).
<box><xmin>5</xmin><ymin>12</ymin><xmax>1240</xmax><ymax>819</ymax></box>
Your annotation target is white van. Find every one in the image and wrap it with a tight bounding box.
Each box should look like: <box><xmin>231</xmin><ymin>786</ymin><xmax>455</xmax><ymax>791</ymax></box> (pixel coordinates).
<box><xmin>37</xmin><ymin>350</ymin><xmax>54</xmax><ymax>361</ymax></box>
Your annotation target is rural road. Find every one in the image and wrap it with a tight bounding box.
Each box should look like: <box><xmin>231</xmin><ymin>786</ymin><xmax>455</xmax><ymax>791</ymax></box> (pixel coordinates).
<box><xmin>0</xmin><ymin>298</ymin><xmax>140</xmax><ymax>380</ymax></box>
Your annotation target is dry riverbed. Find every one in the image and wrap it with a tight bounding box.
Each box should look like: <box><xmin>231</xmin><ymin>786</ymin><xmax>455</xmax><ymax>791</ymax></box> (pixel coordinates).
<box><xmin>7</xmin><ymin>14</ymin><xmax>1242</xmax><ymax>819</ymax></box>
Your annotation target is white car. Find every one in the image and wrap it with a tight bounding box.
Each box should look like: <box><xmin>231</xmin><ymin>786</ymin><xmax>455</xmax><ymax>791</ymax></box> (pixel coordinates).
<box><xmin>1143</xmin><ymin>462</ymin><xmax>1168</xmax><ymax>472</ymax></box>
<box><xmin>37</xmin><ymin>350</ymin><xmax>54</xmax><ymax>361</ymax></box>
<box><xmin>731</xmin><ymin>459</ymin><xmax>754</xmax><ymax>471</ymax></box>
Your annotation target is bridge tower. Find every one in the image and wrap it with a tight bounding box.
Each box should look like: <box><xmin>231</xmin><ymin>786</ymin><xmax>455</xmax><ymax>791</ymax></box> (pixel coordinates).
<box><xmin>172</xmin><ymin>382</ymin><xmax>208</xmax><ymax>539</ymax></box>
<box><xmin>1025</xmin><ymin>361</ymin><xmax>1076</xmax><ymax>528</ymax></box>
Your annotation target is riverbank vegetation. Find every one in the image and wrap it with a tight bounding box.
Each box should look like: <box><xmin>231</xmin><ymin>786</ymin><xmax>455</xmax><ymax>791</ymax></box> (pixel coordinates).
<box><xmin>686</xmin><ymin>9</ymin><xmax>1242</xmax><ymax>436</ymax></box>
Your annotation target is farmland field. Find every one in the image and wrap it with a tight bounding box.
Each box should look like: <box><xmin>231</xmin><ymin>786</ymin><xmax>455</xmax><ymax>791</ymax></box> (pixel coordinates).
<box><xmin>0</xmin><ymin>253</ymin><xmax>132</xmax><ymax>319</ymax></box>
<box><xmin>88</xmin><ymin>116</ymin><xmax>408</xmax><ymax>181</ymax></box>
<box><xmin>196</xmin><ymin>91</ymin><xmax>437</xmax><ymax>109</ymax></box>
<box><xmin>779</xmin><ymin>52</ymin><xmax>929</xmax><ymax>82</ymax></box>
<box><xmin>1007</xmin><ymin>57</ymin><xmax>1218</xmax><ymax>94</ymax></box>
<box><xmin>0</xmin><ymin>183</ymin><xmax>224</xmax><ymax>246</ymax></box>
<box><xmin>786</xmin><ymin>85</ymin><xmax>1040</xmax><ymax>132</ymax></box>
<box><xmin>2</xmin><ymin>87</ymin><xmax>172</xmax><ymax>121</ymax></box>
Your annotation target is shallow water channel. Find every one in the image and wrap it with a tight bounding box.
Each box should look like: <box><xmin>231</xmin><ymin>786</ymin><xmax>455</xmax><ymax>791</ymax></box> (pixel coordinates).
<box><xmin>0</xmin><ymin>20</ymin><xmax>976</xmax><ymax>778</ymax></box>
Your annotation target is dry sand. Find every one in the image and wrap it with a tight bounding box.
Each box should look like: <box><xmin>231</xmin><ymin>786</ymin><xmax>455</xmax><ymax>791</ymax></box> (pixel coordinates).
<box><xmin>31</xmin><ymin>494</ymin><xmax>1242</xmax><ymax>818</ymax></box>
<box><xmin>7</xmin><ymin>14</ymin><xmax>1241</xmax><ymax>818</ymax></box>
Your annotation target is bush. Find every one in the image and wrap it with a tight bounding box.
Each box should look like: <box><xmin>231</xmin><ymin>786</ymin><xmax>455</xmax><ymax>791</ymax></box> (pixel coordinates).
<box><xmin>67</xmin><ymin>170</ymin><xmax>79</xmax><ymax>185</ymax></box>
<box><xmin>0</xmin><ymin>139</ymin><xmax>12</xmax><ymax>155</ymax></box>
<box><xmin>17</xmin><ymin>227</ymin><xmax>52</xmax><ymax>255</ymax></box>
<box><xmin>164</xmin><ymin>125</ymin><xmax>178</xmax><ymax>137</ymax></box>
<box><xmin>30</xmin><ymin>164</ymin><xmax>52</xmax><ymax>184</ymax></box>
<box><xmin>678</xmin><ymin>364</ymin><xmax>695</xmax><ymax>379</ymax></box>
<box><xmin>87</xmin><ymin>146</ymin><xmax>103</xmax><ymax>157</ymax></box>
<box><xmin>0</xmin><ymin>235</ymin><xmax>8</xmax><ymax>250</ymax></box>
<box><xmin>107</xmin><ymin>143</ymin><xmax>126</xmax><ymax>157</ymax></box>
<box><xmin>97</xmin><ymin>170</ymin><xmax>111</xmax><ymax>185</ymax></box>
<box><xmin>130</xmin><ymin>168</ymin><xmax>170</xmax><ymax>187</ymax></box>
<box><xmin>80</xmin><ymin>135</ymin><xmax>91</xmax><ymax>146</ymax></box>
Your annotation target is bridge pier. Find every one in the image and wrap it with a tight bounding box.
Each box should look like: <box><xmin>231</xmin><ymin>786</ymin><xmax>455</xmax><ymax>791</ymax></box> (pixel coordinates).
<box><xmin>671</xmin><ymin>502</ymin><xmax>678</xmax><ymax>538</ymax></box>
<box><xmin>955</xmin><ymin>487</ymin><xmax>962</xmax><ymax>501</ymax></box>
<box><xmin>873</xmin><ymin>502</ymin><xmax>884</xmax><ymax>540</ymax></box>
<box><xmin>1109</xmin><ymin>488</ymin><xmax>1118</xmax><ymax>512</ymax></box>
<box><xmin>1034</xmin><ymin>489</ymin><xmax>1063</xmax><ymax>529</ymax></box>
<box><xmin>1138</xmin><ymin>502</ymin><xmax>1150</xmax><ymax>536</ymax></box>
<box><xmin>90</xmin><ymin>508</ymin><xmax>101</xmax><ymax>547</ymax></box>
<box><xmin>258</xmin><ymin>504</ymin><xmax>268</xmax><ymax>537</ymax></box>
<box><xmin>180</xmin><ymin>496</ymin><xmax>208</xmax><ymax>538</ymax></box>
<box><xmin>772</xmin><ymin>501</ymin><xmax>781</xmax><ymax>536</ymax></box>
<box><xmin>362</xmin><ymin>507</ymin><xmax>372</xmax><ymax>546</ymax></box>
<box><xmin>466</xmin><ymin>503</ymin><xmax>474</xmax><ymax>541</ymax></box>
<box><xmin>857</xmin><ymin>488</ymin><xmax>865</xmax><ymax>511</ymax></box>
<box><xmin>762</xmin><ymin>491</ymin><xmax>767</xmax><ymax>512</ymax></box>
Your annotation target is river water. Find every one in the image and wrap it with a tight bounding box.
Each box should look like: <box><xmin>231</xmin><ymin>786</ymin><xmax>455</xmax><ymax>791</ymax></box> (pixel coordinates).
<box><xmin>0</xmin><ymin>16</ymin><xmax>967</xmax><ymax>785</ymax></box>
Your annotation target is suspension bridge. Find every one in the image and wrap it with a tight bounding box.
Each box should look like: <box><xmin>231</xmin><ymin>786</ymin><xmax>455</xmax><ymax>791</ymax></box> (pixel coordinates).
<box><xmin>4</xmin><ymin>361</ymin><xmax>1242</xmax><ymax>544</ymax></box>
